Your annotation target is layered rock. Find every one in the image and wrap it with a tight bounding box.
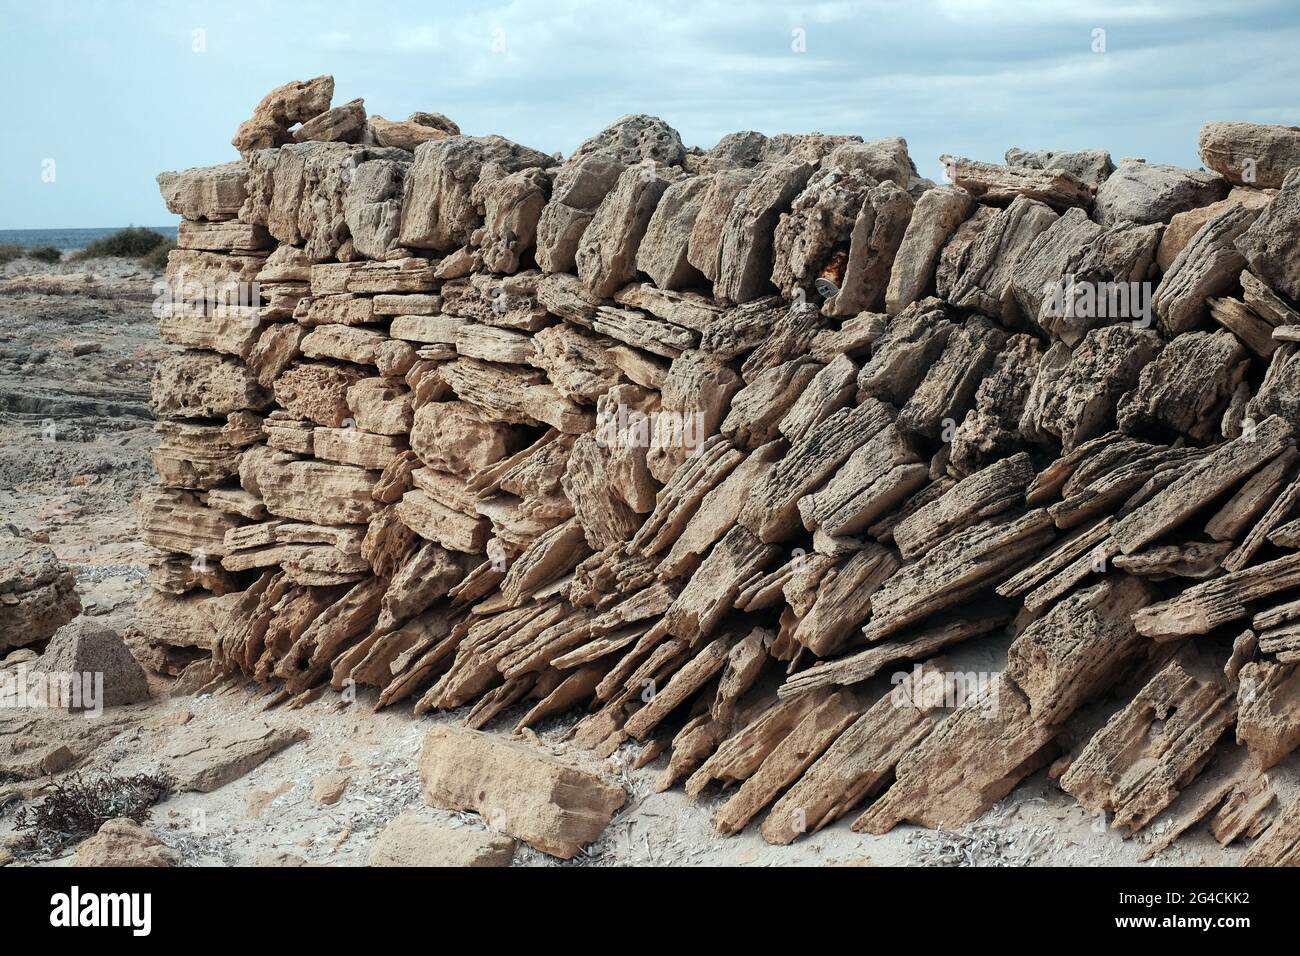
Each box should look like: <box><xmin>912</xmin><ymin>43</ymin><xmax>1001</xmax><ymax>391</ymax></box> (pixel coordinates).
<box><xmin>145</xmin><ymin>87</ymin><xmax>1300</xmax><ymax>863</ymax></box>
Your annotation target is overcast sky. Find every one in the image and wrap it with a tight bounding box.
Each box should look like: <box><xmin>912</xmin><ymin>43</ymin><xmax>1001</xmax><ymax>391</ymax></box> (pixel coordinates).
<box><xmin>2</xmin><ymin>0</ymin><xmax>1297</xmax><ymax>229</ymax></box>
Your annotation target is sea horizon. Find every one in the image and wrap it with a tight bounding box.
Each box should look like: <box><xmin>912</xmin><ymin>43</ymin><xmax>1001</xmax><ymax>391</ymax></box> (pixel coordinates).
<box><xmin>0</xmin><ymin>225</ymin><xmax>178</xmax><ymax>253</ymax></box>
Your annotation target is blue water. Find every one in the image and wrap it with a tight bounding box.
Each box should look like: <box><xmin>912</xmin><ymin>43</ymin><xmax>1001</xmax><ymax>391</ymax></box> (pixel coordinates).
<box><xmin>0</xmin><ymin>226</ymin><xmax>178</xmax><ymax>253</ymax></box>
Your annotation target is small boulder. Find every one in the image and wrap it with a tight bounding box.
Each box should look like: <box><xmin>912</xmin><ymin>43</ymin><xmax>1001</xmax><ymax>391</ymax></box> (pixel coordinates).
<box><xmin>419</xmin><ymin>726</ymin><xmax>625</xmax><ymax>859</ymax></box>
<box><xmin>232</xmin><ymin>75</ymin><xmax>335</xmax><ymax>154</ymax></box>
<box><xmin>1093</xmin><ymin>159</ymin><xmax>1229</xmax><ymax>227</ymax></box>
<box><xmin>39</xmin><ymin>618</ymin><xmax>150</xmax><ymax>709</ymax></box>
<box><xmin>311</xmin><ymin>771</ymin><xmax>350</xmax><ymax>806</ymax></box>
<box><xmin>294</xmin><ymin>98</ymin><xmax>367</xmax><ymax>144</ymax></box>
<box><xmin>72</xmin><ymin>819</ymin><xmax>179</xmax><ymax>868</ymax></box>
<box><xmin>0</xmin><ymin>537</ymin><xmax>81</xmax><ymax>652</ymax></box>
<box><xmin>368</xmin><ymin>113</ymin><xmax>457</xmax><ymax>151</ymax></box>
<box><xmin>368</xmin><ymin>812</ymin><xmax>516</xmax><ymax>867</ymax></box>
<box><xmin>1199</xmin><ymin>121</ymin><xmax>1300</xmax><ymax>189</ymax></box>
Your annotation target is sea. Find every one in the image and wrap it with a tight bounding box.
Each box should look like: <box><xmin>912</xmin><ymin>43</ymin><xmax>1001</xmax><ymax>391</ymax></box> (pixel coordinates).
<box><xmin>0</xmin><ymin>226</ymin><xmax>178</xmax><ymax>253</ymax></box>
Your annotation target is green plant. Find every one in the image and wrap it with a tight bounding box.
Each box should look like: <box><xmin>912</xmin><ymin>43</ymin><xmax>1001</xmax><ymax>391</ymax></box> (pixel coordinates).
<box><xmin>0</xmin><ymin>244</ymin><xmax>24</xmax><ymax>264</ymax></box>
<box><xmin>140</xmin><ymin>238</ymin><xmax>176</xmax><ymax>272</ymax></box>
<box><xmin>26</xmin><ymin>245</ymin><xmax>62</xmax><ymax>263</ymax></box>
<box><xmin>71</xmin><ymin>226</ymin><xmax>169</xmax><ymax>260</ymax></box>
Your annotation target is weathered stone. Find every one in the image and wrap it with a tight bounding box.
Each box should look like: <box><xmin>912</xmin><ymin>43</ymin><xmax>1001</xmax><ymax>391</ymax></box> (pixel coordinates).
<box><xmin>887</xmin><ymin>185</ymin><xmax>974</xmax><ymax>314</ymax></box>
<box><xmin>39</xmin><ymin>618</ymin><xmax>150</xmax><ymax>709</ymax></box>
<box><xmin>535</xmin><ymin>151</ymin><xmax>627</xmax><ymax>274</ymax></box>
<box><xmin>400</xmin><ymin>135</ymin><xmax>555</xmax><ymax>252</ymax></box>
<box><xmin>637</xmin><ymin>176</ymin><xmax>710</xmax><ymax>290</ymax></box>
<box><xmin>368</xmin><ymin>112</ymin><xmax>459</xmax><ymax>151</ymax></box>
<box><xmin>1117</xmin><ymin>330</ymin><xmax>1248</xmax><ymax>441</ymax></box>
<box><xmin>73</xmin><ymin>819</ymin><xmax>179</xmax><ymax>868</ymax></box>
<box><xmin>472</xmin><ymin>165</ymin><xmax>551</xmax><ymax>274</ymax></box>
<box><xmin>232</xmin><ymin>75</ymin><xmax>335</xmax><ymax>154</ymax></box>
<box><xmin>293</xmin><ymin>98</ymin><xmax>366</xmax><ymax>144</ymax></box>
<box><xmin>1092</xmin><ymin>159</ymin><xmax>1229</xmax><ymax>228</ymax></box>
<box><xmin>1235</xmin><ymin>168</ymin><xmax>1300</xmax><ymax>303</ymax></box>
<box><xmin>159</xmin><ymin>718</ymin><xmax>307</xmax><ymax>792</ymax></box>
<box><xmin>1020</xmin><ymin>326</ymin><xmax>1163</xmax><ymax>451</ymax></box>
<box><xmin>369</xmin><ymin>812</ymin><xmax>516</xmax><ymax>867</ymax></box>
<box><xmin>1199</xmin><ymin>121</ymin><xmax>1300</xmax><ymax>189</ymax></box>
<box><xmin>716</xmin><ymin>159</ymin><xmax>817</xmax><ymax>303</ymax></box>
<box><xmin>150</xmin><ymin>351</ymin><xmax>271</xmax><ymax>420</ymax></box>
<box><xmin>344</xmin><ymin>158</ymin><xmax>408</xmax><ymax>260</ymax></box>
<box><xmin>1005</xmin><ymin>146</ymin><xmax>1115</xmax><ymax>189</ymax></box>
<box><xmin>0</xmin><ymin>538</ymin><xmax>81</xmax><ymax>652</ymax></box>
<box><xmin>273</xmin><ymin>362</ymin><xmax>367</xmax><ymax>428</ymax></box>
<box><xmin>575</xmin><ymin>164</ymin><xmax>674</xmax><ymax>298</ymax></box>
<box><xmin>418</xmin><ymin>726</ymin><xmax>625</xmax><ymax>859</ymax></box>
<box><xmin>158</xmin><ymin>162</ymin><xmax>249</xmax><ymax>221</ymax></box>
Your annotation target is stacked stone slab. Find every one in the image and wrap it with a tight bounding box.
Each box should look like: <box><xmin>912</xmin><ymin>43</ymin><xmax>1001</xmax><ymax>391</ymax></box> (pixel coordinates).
<box><xmin>142</xmin><ymin>76</ymin><xmax>1300</xmax><ymax>861</ymax></box>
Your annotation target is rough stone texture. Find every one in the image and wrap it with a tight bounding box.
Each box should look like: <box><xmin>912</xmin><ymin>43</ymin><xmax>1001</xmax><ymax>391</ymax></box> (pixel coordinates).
<box><xmin>73</xmin><ymin>819</ymin><xmax>179</xmax><ymax>867</ymax></box>
<box><xmin>1199</xmin><ymin>121</ymin><xmax>1300</xmax><ymax>189</ymax></box>
<box><xmin>272</xmin><ymin>362</ymin><xmax>367</xmax><ymax>428</ymax></box>
<box><xmin>0</xmin><ymin>537</ymin><xmax>82</xmax><ymax>652</ymax></box>
<box><xmin>1020</xmin><ymin>326</ymin><xmax>1164</xmax><ymax>451</ymax></box>
<box><xmin>149</xmin><ymin>98</ymin><xmax>1300</xmax><ymax>862</ymax></box>
<box><xmin>418</xmin><ymin>726</ymin><xmax>625</xmax><ymax>858</ymax></box>
<box><xmin>716</xmin><ymin>159</ymin><xmax>817</xmax><ymax>303</ymax></box>
<box><xmin>1157</xmin><ymin>188</ymin><xmax>1273</xmax><ymax>271</ymax></box>
<box><xmin>636</xmin><ymin>176</ymin><xmax>710</xmax><ymax>290</ymax></box>
<box><xmin>1153</xmin><ymin>201</ymin><xmax>1259</xmax><ymax>335</ymax></box>
<box><xmin>158</xmin><ymin>718</ymin><xmax>307</xmax><ymax>792</ymax></box>
<box><xmin>368</xmin><ymin>812</ymin><xmax>516</xmax><ymax>867</ymax></box>
<box><xmin>1092</xmin><ymin>159</ymin><xmax>1229</xmax><ymax>228</ymax></box>
<box><xmin>826</xmin><ymin>180</ymin><xmax>914</xmax><ymax>317</ymax></box>
<box><xmin>886</xmin><ymin>185</ymin><xmax>974</xmax><ymax>315</ymax></box>
<box><xmin>535</xmin><ymin>152</ymin><xmax>627</xmax><ymax>275</ymax></box>
<box><xmin>158</xmin><ymin>161</ymin><xmax>249</xmax><ymax>221</ymax></box>
<box><xmin>576</xmin><ymin>164</ymin><xmax>674</xmax><ymax>298</ymax></box>
<box><xmin>369</xmin><ymin>112</ymin><xmax>460</xmax><ymax>151</ymax></box>
<box><xmin>472</xmin><ymin>165</ymin><xmax>551</xmax><ymax>274</ymax></box>
<box><xmin>232</xmin><ymin>75</ymin><xmax>335</xmax><ymax>154</ymax></box>
<box><xmin>1235</xmin><ymin>168</ymin><xmax>1300</xmax><ymax>303</ymax></box>
<box><xmin>1117</xmin><ymin>330</ymin><xmax>1248</xmax><ymax>442</ymax></box>
<box><xmin>293</xmin><ymin>98</ymin><xmax>366</xmax><ymax>144</ymax></box>
<box><xmin>770</xmin><ymin>165</ymin><xmax>876</xmax><ymax>300</ymax></box>
<box><xmin>1005</xmin><ymin>146</ymin><xmax>1115</xmax><ymax>189</ymax></box>
<box><xmin>400</xmin><ymin>135</ymin><xmax>555</xmax><ymax>252</ymax></box>
<box><xmin>39</xmin><ymin>618</ymin><xmax>150</xmax><ymax>709</ymax></box>
<box><xmin>344</xmin><ymin>158</ymin><xmax>409</xmax><ymax>260</ymax></box>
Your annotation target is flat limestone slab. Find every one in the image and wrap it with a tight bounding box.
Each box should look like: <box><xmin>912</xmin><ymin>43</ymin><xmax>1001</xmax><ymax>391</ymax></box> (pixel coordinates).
<box><xmin>368</xmin><ymin>811</ymin><xmax>516</xmax><ymax>867</ymax></box>
<box><xmin>158</xmin><ymin>718</ymin><xmax>307</xmax><ymax>792</ymax></box>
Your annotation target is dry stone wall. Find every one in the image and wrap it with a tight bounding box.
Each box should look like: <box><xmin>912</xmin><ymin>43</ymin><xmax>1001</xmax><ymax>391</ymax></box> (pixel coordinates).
<box><xmin>142</xmin><ymin>75</ymin><xmax>1300</xmax><ymax>860</ymax></box>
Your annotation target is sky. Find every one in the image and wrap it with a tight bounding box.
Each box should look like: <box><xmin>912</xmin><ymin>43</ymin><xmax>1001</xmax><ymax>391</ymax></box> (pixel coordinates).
<box><xmin>2</xmin><ymin>0</ymin><xmax>1298</xmax><ymax>229</ymax></box>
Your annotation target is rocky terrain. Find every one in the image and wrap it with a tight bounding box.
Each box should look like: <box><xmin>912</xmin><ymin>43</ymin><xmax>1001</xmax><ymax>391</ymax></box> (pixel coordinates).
<box><xmin>4</xmin><ymin>78</ymin><xmax>1300</xmax><ymax>867</ymax></box>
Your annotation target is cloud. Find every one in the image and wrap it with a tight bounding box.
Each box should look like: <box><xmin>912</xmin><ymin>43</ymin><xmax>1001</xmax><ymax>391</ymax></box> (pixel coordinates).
<box><xmin>1</xmin><ymin>0</ymin><xmax>1297</xmax><ymax>227</ymax></box>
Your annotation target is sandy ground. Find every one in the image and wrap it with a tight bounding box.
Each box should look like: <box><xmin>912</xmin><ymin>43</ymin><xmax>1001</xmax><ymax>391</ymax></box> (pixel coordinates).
<box><xmin>1</xmin><ymin>256</ymin><xmax>1290</xmax><ymax>867</ymax></box>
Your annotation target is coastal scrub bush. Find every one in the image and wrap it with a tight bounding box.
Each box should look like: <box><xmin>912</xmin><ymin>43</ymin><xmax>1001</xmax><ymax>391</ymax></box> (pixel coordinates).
<box><xmin>141</xmin><ymin>239</ymin><xmax>176</xmax><ymax>272</ymax></box>
<box><xmin>72</xmin><ymin>226</ymin><xmax>169</xmax><ymax>260</ymax></box>
<box><xmin>27</xmin><ymin>245</ymin><xmax>62</xmax><ymax>263</ymax></box>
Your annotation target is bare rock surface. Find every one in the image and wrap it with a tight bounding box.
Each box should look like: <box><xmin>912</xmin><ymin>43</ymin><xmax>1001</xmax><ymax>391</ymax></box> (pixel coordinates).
<box><xmin>418</xmin><ymin>726</ymin><xmax>626</xmax><ymax>858</ymax></box>
<box><xmin>73</xmin><ymin>819</ymin><xmax>180</xmax><ymax>867</ymax></box>
<box><xmin>368</xmin><ymin>811</ymin><xmax>516</xmax><ymax>866</ymax></box>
